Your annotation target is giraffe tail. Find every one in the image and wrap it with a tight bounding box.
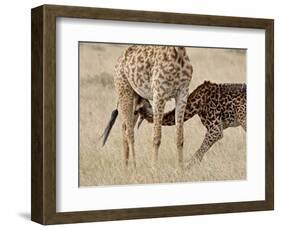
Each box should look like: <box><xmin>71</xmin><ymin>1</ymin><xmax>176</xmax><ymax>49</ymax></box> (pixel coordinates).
<box><xmin>101</xmin><ymin>109</ymin><xmax>119</xmax><ymax>146</ymax></box>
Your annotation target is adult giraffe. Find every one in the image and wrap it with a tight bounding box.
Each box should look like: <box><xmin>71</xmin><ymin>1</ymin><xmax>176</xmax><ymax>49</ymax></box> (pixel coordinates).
<box><xmin>102</xmin><ymin>45</ymin><xmax>193</xmax><ymax>168</ymax></box>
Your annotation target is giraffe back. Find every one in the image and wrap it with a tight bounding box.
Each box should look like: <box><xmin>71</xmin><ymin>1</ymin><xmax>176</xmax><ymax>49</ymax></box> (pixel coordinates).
<box><xmin>197</xmin><ymin>81</ymin><xmax>246</xmax><ymax>129</ymax></box>
<box><xmin>115</xmin><ymin>45</ymin><xmax>193</xmax><ymax>100</ymax></box>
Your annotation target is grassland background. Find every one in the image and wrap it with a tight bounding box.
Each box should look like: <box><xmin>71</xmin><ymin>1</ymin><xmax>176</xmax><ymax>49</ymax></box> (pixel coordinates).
<box><xmin>79</xmin><ymin>43</ymin><xmax>246</xmax><ymax>187</ymax></box>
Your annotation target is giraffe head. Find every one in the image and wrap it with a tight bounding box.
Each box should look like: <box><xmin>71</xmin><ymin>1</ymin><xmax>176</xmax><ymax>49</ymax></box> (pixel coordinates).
<box><xmin>134</xmin><ymin>98</ymin><xmax>153</xmax><ymax>128</ymax></box>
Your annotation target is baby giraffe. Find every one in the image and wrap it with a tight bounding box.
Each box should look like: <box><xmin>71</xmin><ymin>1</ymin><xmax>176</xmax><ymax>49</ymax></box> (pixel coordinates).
<box><xmin>137</xmin><ymin>81</ymin><xmax>247</xmax><ymax>168</ymax></box>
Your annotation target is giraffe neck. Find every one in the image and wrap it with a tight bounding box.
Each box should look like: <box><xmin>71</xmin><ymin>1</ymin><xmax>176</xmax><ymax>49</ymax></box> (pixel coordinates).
<box><xmin>138</xmin><ymin>81</ymin><xmax>208</xmax><ymax>126</ymax></box>
<box><xmin>161</xmin><ymin>90</ymin><xmax>201</xmax><ymax>126</ymax></box>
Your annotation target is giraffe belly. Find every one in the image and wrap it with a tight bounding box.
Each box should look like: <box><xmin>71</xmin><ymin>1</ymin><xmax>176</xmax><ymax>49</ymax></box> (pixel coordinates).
<box><xmin>128</xmin><ymin>78</ymin><xmax>153</xmax><ymax>100</ymax></box>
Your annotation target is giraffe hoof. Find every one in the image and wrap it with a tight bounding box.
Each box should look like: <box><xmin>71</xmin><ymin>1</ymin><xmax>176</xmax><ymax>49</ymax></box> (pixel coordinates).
<box><xmin>186</xmin><ymin>156</ymin><xmax>200</xmax><ymax>169</ymax></box>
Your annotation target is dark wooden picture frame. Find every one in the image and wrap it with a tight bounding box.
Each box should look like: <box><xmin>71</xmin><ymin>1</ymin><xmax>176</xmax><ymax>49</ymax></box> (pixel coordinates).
<box><xmin>31</xmin><ymin>4</ymin><xmax>274</xmax><ymax>225</ymax></box>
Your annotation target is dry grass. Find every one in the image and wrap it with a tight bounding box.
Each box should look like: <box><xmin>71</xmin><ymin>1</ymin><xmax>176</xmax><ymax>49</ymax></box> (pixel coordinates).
<box><xmin>79</xmin><ymin>43</ymin><xmax>246</xmax><ymax>186</ymax></box>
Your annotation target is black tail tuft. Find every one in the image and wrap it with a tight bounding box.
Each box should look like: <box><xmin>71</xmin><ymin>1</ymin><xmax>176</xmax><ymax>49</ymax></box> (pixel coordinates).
<box><xmin>101</xmin><ymin>109</ymin><xmax>119</xmax><ymax>146</ymax></box>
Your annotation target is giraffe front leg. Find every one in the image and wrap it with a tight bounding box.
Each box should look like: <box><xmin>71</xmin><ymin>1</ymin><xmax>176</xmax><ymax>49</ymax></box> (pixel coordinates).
<box><xmin>118</xmin><ymin>91</ymin><xmax>136</xmax><ymax>168</ymax></box>
<box><xmin>187</xmin><ymin>125</ymin><xmax>223</xmax><ymax>169</ymax></box>
<box><xmin>175</xmin><ymin>91</ymin><xmax>188</xmax><ymax>169</ymax></box>
<box><xmin>152</xmin><ymin>97</ymin><xmax>165</xmax><ymax>167</ymax></box>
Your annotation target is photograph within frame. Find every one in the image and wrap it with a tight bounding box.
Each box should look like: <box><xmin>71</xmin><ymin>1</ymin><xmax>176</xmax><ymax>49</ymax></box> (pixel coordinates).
<box><xmin>78</xmin><ymin>42</ymin><xmax>247</xmax><ymax>187</ymax></box>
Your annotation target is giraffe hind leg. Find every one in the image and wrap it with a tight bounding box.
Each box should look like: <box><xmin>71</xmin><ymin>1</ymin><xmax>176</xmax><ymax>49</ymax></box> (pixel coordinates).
<box><xmin>152</xmin><ymin>96</ymin><xmax>166</xmax><ymax>166</ymax></box>
<box><xmin>118</xmin><ymin>89</ymin><xmax>137</xmax><ymax>168</ymax></box>
<box><xmin>237</xmin><ymin>110</ymin><xmax>246</xmax><ymax>131</ymax></box>
<box><xmin>122</xmin><ymin>123</ymin><xmax>129</xmax><ymax>166</ymax></box>
<box><xmin>239</xmin><ymin>119</ymin><xmax>247</xmax><ymax>131</ymax></box>
<box><xmin>175</xmin><ymin>90</ymin><xmax>188</xmax><ymax>168</ymax></box>
<box><xmin>237</xmin><ymin>101</ymin><xmax>247</xmax><ymax>131</ymax></box>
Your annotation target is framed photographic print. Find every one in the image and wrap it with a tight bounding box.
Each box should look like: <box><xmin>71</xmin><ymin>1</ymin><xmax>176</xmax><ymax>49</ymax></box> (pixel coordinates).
<box><xmin>31</xmin><ymin>4</ymin><xmax>274</xmax><ymax>225</ymax></box>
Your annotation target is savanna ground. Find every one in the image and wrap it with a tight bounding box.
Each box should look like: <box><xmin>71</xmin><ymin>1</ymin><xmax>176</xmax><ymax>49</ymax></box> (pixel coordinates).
<box><xmin>79</xmin><ymin>43</ymin><xmax>246</xmax><ymax>186</ymax></box>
